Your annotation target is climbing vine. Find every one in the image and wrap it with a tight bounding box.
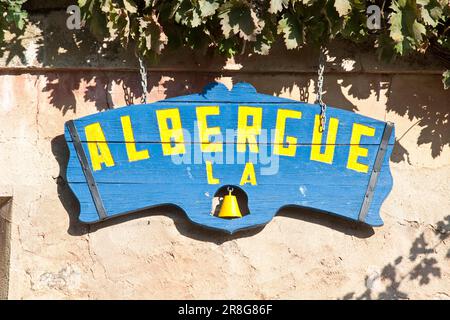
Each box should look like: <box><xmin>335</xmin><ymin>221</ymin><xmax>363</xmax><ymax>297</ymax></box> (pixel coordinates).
<box><xmin>1</xmin><ymin>0</ymin><xmax>450</xmax><ymax>87</ymax></box>
<box><xmin>79</xmin><ymin>0</ymin><xmax>450</xmax><ymax>89</ymax></box>
<box><xmin>0</xmin><ymin>0</ymin><xmax>28</xmax><ymax>46</ymax></box>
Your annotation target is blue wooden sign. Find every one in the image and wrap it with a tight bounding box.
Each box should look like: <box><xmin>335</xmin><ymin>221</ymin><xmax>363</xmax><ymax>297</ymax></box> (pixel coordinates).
<box><xmin>64</xmin><ymin>82</ymin><xmax>395</xmax><ymax>234</ymax></box>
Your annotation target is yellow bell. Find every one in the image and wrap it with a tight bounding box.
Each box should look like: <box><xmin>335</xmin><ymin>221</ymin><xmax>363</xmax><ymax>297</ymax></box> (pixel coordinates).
<box><xmin>218</xmin><ymin>187</ymin><xmax>243</xmax><ymax>219</ymax></box>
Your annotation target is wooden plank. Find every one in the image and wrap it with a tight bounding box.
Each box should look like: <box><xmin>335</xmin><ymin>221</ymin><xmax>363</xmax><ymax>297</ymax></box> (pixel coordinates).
<box><xmin>64</xmin><ymin>82</ymin><xmax>395</xmax><ymax>233</ymax></box>
<box><xmin>65</xmin><ymin>84</ymin><xmax>390</xmax><ymax>146</ymax></box>
<box><xmin>66</xmin><ymin>105</ymin><xmax>387</xmax><ymax>144</ymax></box>
<box><xmin>66</xmin><ymin>142</ymin><xmax>388</xmax><ymax>184</ymax></box>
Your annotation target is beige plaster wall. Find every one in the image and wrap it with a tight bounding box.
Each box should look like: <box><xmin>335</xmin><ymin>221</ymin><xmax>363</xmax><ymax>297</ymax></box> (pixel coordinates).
<box><xmin>0</xmin><ymin>11</ymin><xmax>449</xmax><ymax>299</ymax></box>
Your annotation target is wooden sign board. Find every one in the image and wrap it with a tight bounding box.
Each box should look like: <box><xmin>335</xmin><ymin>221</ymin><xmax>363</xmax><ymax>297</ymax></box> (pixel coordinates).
<box><xmin>65</xmin><ymin>82</ymin><xmax>395</xmax><ymax>234</ymax></box>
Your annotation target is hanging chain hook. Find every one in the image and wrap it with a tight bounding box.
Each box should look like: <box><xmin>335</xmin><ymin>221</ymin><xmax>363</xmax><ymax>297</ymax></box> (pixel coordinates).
<box><xmin>315</xmin><ymin>46</ymin><xmax>327</xmax><ymax>132</ymax></box>
<box><xmin>136</xmin><ymin>51</ymin><xmax>148</xmax><ymax>104</ymax></box>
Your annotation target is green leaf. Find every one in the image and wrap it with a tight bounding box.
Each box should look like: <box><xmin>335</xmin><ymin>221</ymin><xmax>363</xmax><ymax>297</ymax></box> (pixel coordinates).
<box><xmin>429</xmin><ymin>4</ymin><xmax>443</xmax><ymax>20</ymax></box>
<box><xmin>174</xmin><ymin>0</ymin><xmax>208</xmax><ymax>28</ymax></box>
<box><xmin>89</xmin><ymin>4</ymin><xmax>109</xmax><ymax>39</ymax></box>
<box><xmin>412</xmin><ymin>20</ymin><xmax>426</xmax><ymax>42</ymax></box>
<box><xmin>420</xmin><ymin>0</ymin><xmax>444</xmax><ymax>27</ymax></box>
<box><xmin>443</xmin><ymin>70</ymin><xmax>450</xmax><ymax>90</ymax></box>
<box><xmin>123</xmin><ymin>0</ymin><xmax>137</xmax><ymax>13</ymax></box>
<box><xmin>198</xmin><ymin>0</ymin><xmax>219</xmax><ymax>17</ymax></box>
<box><xmin>269</xmin><ymin>0</ymin><xmax>289</xmax><ymax>14</ymax></box>
<box><xmin>219</xmin><ymin>4</ymin><xmax>262</xmax><ymax>41</ymax></box>
<box><xmin>389</xmin><ymin>1</ymin><xmax>404</xmax><ymax>42</ymax></box>
<box><xmin>101</xmin><ymin>0</ymin><xmax>113</xmax><ymax>12</ymax></box>
<box><xmin>4</xmin><ymin>0</ymin><xmax>447</xmax><ymax>90</ymax></box>
<box><xmin>12</xmin><ymin>11</ymin><xmax>27</xmax><ymax>29</ymax></box>
<box><xmin>277</xmin><ymin>12</ymin><xmax>304</xmax><ymax>49</ymax></box>
<box><xmin>254</xmin><ymin>39</ymin><xmax>271</xmax><ymax>55</ymax></box>
<box><xmin>389</xmin><ymin>0</ymin><xmax>428</xmax><ymax>54</ymax></box>
<box><xmin>138</xmin><ymin>13</ymin><xmax>168</xmax><ymax>54</ymax></box>
<box><xmin>218</xmin><ymin>38</ymin><xmax>238</xmax><ymax>57</ymax></box>
<box><xmin>254</xmin><ymin>27</ymin><xmax>275</xmax><ymax>55</ymax></box>
<box><xmin>420</xmin><ymin>7</ymin><xmax>437</xmax><ymax>26</ymax></box>
<box><xmin>78</xmin><ymin>0</ymin><xmax>89</xmax><ymax>7</ymax></box>
<box><xmin>183</xmin><ymin>9</ymin><xmax>201</xmax><ymax>27</ymax></box>
<box><xmin>334</xmin><ymin>0</ymin><xmax>352</xmax><ymax>17</ymax></box>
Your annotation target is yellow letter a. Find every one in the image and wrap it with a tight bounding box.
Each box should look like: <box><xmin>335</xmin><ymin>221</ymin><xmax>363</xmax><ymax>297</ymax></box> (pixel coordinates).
<box><xmin>240</xmin><ymin>162</ymin><xmax>257</xmax><ymax>186</ymax></box>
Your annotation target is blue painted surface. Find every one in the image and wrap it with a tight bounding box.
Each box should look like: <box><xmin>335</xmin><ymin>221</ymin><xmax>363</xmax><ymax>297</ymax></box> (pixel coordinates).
<box><xmin>64</xmin><ymin>82</ymin><xmax>395</xmax><ymax>233</ymax></box>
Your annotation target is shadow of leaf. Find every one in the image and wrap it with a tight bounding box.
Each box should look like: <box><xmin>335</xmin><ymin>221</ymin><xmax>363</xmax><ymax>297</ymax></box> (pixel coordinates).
<box><xmin>435</xmin><ymin>216</ymin><xmax>450</xmax><ymax>241</ymax></box>
<box><xmin>409</xmin><ymin>258</ymin><xmax>441</xmax><ymax>285</ymax></box>
<box><xmin>41</xmin><ymin>73</ymin><xmax>80</xmax><ymax>114</ymax></box>
<box><xmin>386</xmin><ymin>76</ymin><xmax>450</xmax><ymax>159</ymax></box>
<box><xmin>342</xmin><ymin>215</ymin><xmax>449</xmax><ymax>300</ymax></box>
<box><xmin>409</xmin><ymin>233</ymin><xmax>434</xmax><ymax>261</ymax></box>
<box><xmin>379</xmin><ymin>262</ymin><xmax>409</xmax><ymax>299</ymax></box>
<box><xmin>3</xmin><ymin>31</ymin><xmax>27</xmax><ymax>66</ymax></box>
<box><xmin>390</xmin><ymin>140</ymin><xmax>412</xmax><ymax>164</ymax></box>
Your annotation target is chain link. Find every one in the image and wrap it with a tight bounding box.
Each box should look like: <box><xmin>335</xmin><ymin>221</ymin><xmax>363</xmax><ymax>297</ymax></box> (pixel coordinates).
<box><xmin>316</xmin><ymin>46</ymin><xmax>327</xmax><ymax>132</ymax></box>
<box><xmin>137</xmin><ymin>54</ymin><xmax>148</xmax><ymax>104</ymax></box>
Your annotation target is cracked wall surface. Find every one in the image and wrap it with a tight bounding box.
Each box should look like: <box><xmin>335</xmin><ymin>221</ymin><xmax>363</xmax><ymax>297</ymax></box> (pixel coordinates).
<box><xmin>0</xmin><ymin>11</ymin><xmax>449</xmax><ymax>299</ymax></box>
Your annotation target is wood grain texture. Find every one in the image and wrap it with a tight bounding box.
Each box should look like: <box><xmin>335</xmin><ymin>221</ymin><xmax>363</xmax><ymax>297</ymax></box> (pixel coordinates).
<box><xmin>64</xmin><ymin>82</ymin><xmax>395</xmax><ymax>233</ymax></box>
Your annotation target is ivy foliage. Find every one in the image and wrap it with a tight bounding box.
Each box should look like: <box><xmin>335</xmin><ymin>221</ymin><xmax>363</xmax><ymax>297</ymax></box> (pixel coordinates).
<box><xmin>0</xmin><ymin>0</ymin><xmax>28</xmax><ymax>45</ymax></box>
<box><xmin>0</xmin><ymin>0</ymin><xmax>449</xmax><ymax>87</ymax></box>
<box><xmin>77</xmin><ymin>0</ymin><xmax>450</xmax><ymax>86</ymax></box>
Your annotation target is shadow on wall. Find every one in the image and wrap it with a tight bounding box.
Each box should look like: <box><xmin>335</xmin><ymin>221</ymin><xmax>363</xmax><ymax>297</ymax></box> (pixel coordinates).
<box><xmin>32</xmin><ymin>11</ymin><xmax>228</xmax><ymax>113</ymax></box>
<box><xmin>386</xmin><ymin>76</ymin><xmax>450</xmax><ymax>162</ymax></box>
<box><xmin>231</xmin><ymin>46</ymin><xmax>449</xmax><ymax>163</ymax></box>
<box><xmin>41</xmin><ymin>60</ymin><xmax>450</xmax><ymax>161</ymax></box>
<box><xmin>38</xmin><ymin>31</ymin><xmax>449</xmax><ymax>241</ymax></box>
<box><xmin>342</xmin><ymin>215</ymin><xmax>450</xmax><ymax>300</ymax></box>
<box><xmin>0</xmin><ymin>25</ymin><xmax>27</xmax><ymax>67</ymax></box>
<box><xmin>21</xmin><ymin>24</ymin><xmax>447</xmax><ymax>160</ymax></box>
<box><xmin>12</xmin><ymin>10</ymin><xmax>444</xmax><ymax>240</ymax></box>
<box><xmin>3</xmin><ymin>9</ymin><xmax>449</xmax><ymax>160</ymax></box>
<box><xmin>51</xmin><ymin>132</ymin><xmax>450</xmax><ymax>297</ymax></box>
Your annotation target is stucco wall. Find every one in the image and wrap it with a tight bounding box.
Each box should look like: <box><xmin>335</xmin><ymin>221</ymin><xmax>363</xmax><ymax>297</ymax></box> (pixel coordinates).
<box><xmin>0</xmin><ymin>11</ymin><xmax>449</xmax><ymax>299</ymax></box>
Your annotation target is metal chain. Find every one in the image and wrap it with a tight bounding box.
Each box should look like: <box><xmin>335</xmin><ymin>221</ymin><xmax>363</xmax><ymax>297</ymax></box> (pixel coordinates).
<box><xmin>316</xmin><ymin>46</ymin><xmax>327</xmax><ymax>132</ymax></box>
<box><xmin>137</xmin><ymin>54</ymin><xmax>148</xmax><ymax>104</ymax></box>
